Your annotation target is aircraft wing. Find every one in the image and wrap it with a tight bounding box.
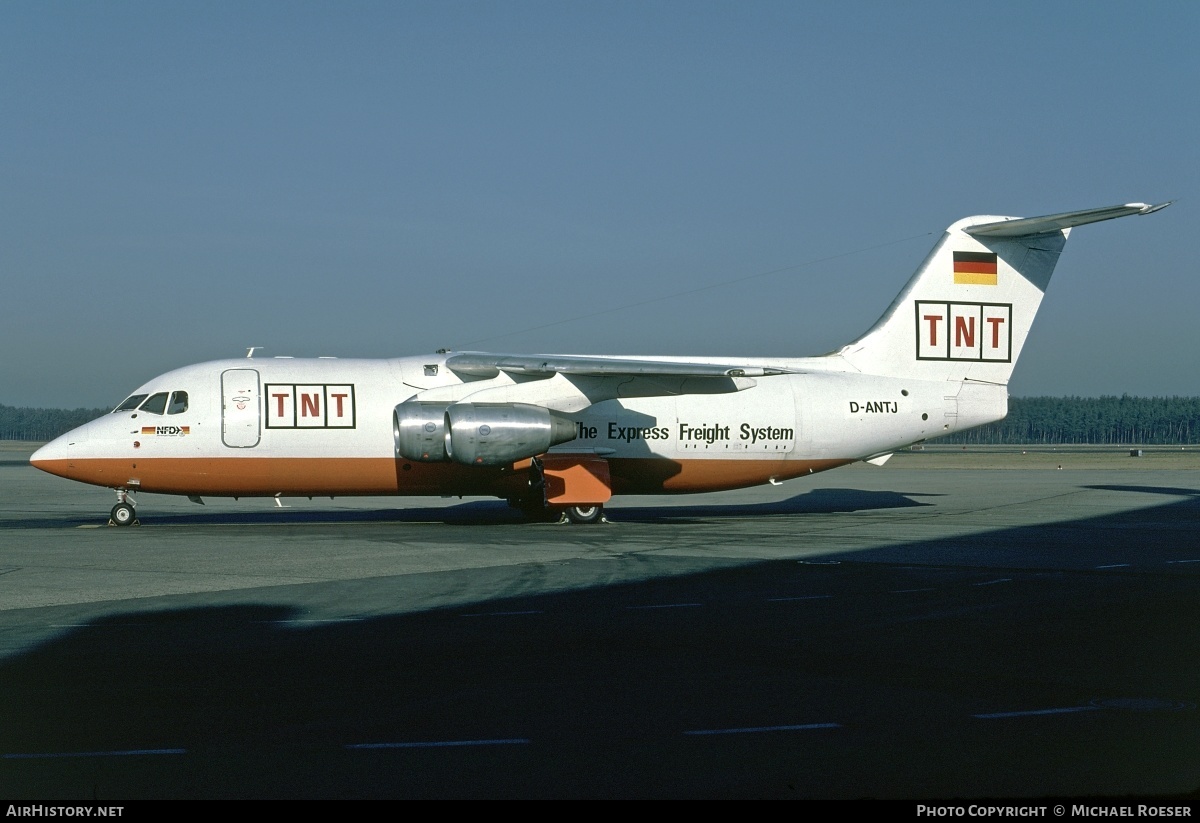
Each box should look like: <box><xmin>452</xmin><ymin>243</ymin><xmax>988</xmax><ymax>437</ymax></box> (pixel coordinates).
<box><xmin>444</xmin><ymin>351</ymin><xmax>797</xmax><ymax>379</ymax></box>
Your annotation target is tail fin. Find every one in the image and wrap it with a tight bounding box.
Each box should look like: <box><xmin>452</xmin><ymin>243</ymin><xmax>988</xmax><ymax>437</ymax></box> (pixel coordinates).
<box><xmin>838</xmin><ymin>202</ymin><xmax>1170</xmax><ymax>385</ymax></box>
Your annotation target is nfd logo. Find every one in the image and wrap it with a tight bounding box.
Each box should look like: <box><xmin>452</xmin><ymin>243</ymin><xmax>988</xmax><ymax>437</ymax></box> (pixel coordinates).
<box><xmin>266</xmin><ymin>384</ymin><xmax>356</xmax><ymax>429</ymax></box>
<box><xmin>916</xmin><ymin>301</ymin><xmax>1012</xmax><ymax>362</ymax></box>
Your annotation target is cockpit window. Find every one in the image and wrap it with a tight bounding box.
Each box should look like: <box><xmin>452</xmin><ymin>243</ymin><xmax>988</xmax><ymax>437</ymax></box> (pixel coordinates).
<box><xmin>114</xmin><ymin>394</ymin><xmax>148</xmax><ymax>412</ymax></box>
<box><xmin>167</xmin><ymin>391</ymin><xmax>189</xmax><ymax>415</ymax></box>
<box><xmin>139</xmin><ymin>392</ymin><xmax>169</xmax><ymax>415</ymax></box>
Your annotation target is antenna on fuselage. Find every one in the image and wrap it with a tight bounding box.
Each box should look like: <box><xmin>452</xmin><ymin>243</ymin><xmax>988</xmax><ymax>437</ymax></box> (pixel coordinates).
<box><xmin>246</xmin><ymin>347</ymin><xmax>263</xmax><ymax>358</ymax></box>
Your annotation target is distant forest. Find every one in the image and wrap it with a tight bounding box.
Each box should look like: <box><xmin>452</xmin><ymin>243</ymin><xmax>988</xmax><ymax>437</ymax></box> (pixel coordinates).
<box><xmin>0</xmin><ymin>404</ymin><xmax>108</xmax><ymax>442</ymax></box>
<box><xmin>940</xmin><ymin>396</ymin><xmax>1200</xmax><ymax>445</ymax></box>
<box><xmin>3</xmin><ymin>396</ymin><xmax>1200</xmax><ymax>445</ymax></box>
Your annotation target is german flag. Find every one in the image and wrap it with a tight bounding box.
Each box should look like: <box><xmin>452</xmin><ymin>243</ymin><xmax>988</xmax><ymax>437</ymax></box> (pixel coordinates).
<box><xmin>953</xmin><ymin>251</ymin><xmax>998</xmax><ymax>285</ymax></box>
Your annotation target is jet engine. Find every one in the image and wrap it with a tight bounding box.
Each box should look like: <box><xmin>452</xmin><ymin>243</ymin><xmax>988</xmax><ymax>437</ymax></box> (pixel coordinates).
<box><xmin>395</xmin><ymin>401</ymin><xmax>577</xmax><ymax>466</ymax></box>
<box><xmin>394</xmin><ymin>402</ymin><xmax>450</xmax><ymax>462</ymax></box>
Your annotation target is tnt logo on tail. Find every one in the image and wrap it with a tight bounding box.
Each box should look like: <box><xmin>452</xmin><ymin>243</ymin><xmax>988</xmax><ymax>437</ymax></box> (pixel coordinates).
<box><xmin>915</xmin><ymin>301</ymin><xmax>1011</xmax><ymax>362</ymax></box>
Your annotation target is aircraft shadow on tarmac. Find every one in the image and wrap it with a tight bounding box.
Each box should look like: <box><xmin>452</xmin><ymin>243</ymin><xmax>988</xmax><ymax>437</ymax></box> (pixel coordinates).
<box><xmin>3</xmin><ymin>487</ymin><xmax>940</xmax><ymax>530</ymax></box>
<box><xmin>608</xmin><ymin>487</ymin><xmax>939</xmax><ymax>522</ymax></box>
<box><xmin>1084</xmin><ymin>484</ymin><xmax>1200</xmax><ymax>498</ymax></box>
<box><xmin>3</xmin><ymin>491</ymin><xmax>1200</xmax><ymax>800</ymax></box>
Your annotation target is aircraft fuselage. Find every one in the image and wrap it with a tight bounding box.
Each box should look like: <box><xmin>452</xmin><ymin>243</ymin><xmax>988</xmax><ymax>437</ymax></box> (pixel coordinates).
<box><xmin>30</xmin><ymin>354</ymin><xmax>992</xmax><ymax>500</ymax></box>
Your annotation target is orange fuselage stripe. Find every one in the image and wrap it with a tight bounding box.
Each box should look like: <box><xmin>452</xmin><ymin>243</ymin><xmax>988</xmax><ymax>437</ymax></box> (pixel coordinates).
<box><xmin>32</xmin><ymin>455</ymin><xmax>855</xmax><ymax>499</ymax></box>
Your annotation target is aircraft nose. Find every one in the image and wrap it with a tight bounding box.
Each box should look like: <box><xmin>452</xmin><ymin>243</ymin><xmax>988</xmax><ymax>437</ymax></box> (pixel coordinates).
<box><xmin>29</xmin><ymin>429</ymin><xmax>85</xmax><ymax>472</ymax></box>
<box><xmin>30</xmin><ymin>436</ymin><xmax>68</xmax><ymax>468</ymax></box>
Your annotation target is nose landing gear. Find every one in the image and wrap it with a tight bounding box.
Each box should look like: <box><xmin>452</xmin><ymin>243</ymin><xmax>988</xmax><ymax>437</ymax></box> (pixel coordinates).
<box><xmin>109</xmin><ymin>491</ymin><xmax>139</xmax><ymax>527</ymax></box>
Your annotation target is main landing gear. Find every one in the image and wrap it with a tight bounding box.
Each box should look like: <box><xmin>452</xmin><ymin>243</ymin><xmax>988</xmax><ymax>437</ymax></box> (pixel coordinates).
<box><xmin>507</xmin><ymin>501</ymin><xmax>607</xmax><ymax>524</ymax></box>
<box><xmin>507</xmin><ymin>458</ymin><xmax>608</xmax><ymax>525</ymax></box>
<box><xmin>561</xmin><ymin>504</ymin><xmax>605</xmax><ymax>525</ymax></box>
<box><xmin>109</xmin><ymin>490</ymin><xmax>139</xmax><ymax>527</ymax></box>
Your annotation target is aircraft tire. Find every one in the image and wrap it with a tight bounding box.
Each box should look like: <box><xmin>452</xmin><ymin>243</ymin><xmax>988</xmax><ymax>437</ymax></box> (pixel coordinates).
<box><xmin>110</xmin><ymin>502</ymin><xmax>137</xmax><ymax>527</ymax></box>
<box><xmin>564</xmin><ymin>505</ymin><xmax>604</xmax><ymax>525</ymax></box>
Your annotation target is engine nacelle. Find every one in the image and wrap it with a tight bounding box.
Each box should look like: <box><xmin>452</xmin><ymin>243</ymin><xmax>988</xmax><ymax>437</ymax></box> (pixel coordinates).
<box><xmin>394</xmin><ymin>402</ymin><xmax>450</xmax><ymax>462</ymax></box>
<box><xmin>444</xmin><ymin>402</ymin><xmax>577</xmax><ymax>466</ymax></box>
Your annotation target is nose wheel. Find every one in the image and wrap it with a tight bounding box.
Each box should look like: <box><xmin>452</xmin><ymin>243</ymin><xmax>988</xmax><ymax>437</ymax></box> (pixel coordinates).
<box><xmin>109</xmin><ymin>491</ymin><xmax>139</xmax><ymax>526</ymax></box>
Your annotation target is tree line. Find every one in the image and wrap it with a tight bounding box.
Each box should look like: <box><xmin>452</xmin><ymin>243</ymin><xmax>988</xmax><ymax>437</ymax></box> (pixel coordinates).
<box><xmin>942</xmin><ymin>396</ymin><xmax>1200</xmax><ymax>445</ymax></box>
<box><xmin>3</xmin><ymin>396</ymin><xmax>1200</xmax><ymax>445</ymax></box>
<box><xmin>0</xmin><ymin>404</ymin><xmax>109</xmax><ymax>442</ymax></box>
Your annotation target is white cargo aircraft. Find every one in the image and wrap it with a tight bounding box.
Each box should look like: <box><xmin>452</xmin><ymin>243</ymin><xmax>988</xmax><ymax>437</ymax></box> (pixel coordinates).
<box><xmin>31</xmin><ymin>202</ymin><xmax>1169</xmax><ymax>525</ymax></box>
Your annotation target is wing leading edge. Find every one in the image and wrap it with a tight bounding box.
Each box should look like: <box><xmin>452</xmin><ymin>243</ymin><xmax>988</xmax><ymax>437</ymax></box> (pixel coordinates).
<box><xmin>444</xmin><ymin>351</ymin><xmax>798</xmax><ymax>379</ymax></box>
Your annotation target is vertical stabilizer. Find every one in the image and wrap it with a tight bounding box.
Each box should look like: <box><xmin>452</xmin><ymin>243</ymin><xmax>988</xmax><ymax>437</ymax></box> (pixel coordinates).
<box><xmin>837</xmin><ymin>203</ymin><xmax>1168</xmax><ymax>385</ymax></box>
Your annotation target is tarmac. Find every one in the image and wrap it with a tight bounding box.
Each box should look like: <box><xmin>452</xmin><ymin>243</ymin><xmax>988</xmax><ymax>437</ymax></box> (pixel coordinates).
<box><xmin>2</xmin><ymin>443</ymin><xmax>1199</xmax><ymax>800</ymax></box>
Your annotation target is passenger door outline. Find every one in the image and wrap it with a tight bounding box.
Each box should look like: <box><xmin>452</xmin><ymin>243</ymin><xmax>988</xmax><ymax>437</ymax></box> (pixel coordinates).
<box><xmin>221</xmin><ymin>368</ymin><xmax>261</xmax><ymax>448</ymax></box>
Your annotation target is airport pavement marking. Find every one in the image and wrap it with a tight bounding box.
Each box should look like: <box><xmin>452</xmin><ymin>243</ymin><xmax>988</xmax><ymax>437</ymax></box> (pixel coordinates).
<box><xmin>683</xmin><ymin>723</ymin><xmax>842</xmax><ymax>735</ymax></box>
<box><xmin>973</xmin><ymin>706</ymin><xmax>1099</xmax><ymax>719</ymax></box>
<box><xmin>345</xmin><ymin>739</ymin><xmax>531</xmax><ymax>749</ymax></box>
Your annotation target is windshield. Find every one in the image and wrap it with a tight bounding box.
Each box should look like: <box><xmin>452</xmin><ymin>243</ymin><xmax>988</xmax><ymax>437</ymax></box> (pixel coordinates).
<box><xmin>113</xmin><ymin>390</ymin><xmax>190</xmax><ymax>415</ymax></box>
<box><xmin>139</xmin><ymin>392</ymin><xmax>169</xmax><ymax>415</ymax></box>
<box><xmin>114</xmin><ymin>394</ymin><xmax>148</xmax><ymax>412</ymax></box>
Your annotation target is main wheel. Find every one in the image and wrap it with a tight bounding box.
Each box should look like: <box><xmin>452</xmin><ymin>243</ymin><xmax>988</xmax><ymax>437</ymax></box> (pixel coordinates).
<box><xmin>564</xmin><ymin>505</ymin><xmax>604</xmax><ymax>525</ymax></box>
<box><xmin>110</xmin><ymin>502</ymin><xmax>137</xmax><ymax>526</ymax></box>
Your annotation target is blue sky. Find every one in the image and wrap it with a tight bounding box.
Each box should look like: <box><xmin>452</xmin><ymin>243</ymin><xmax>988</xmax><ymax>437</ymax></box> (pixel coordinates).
<box><xmin>2</xmin><ymin>1</ymin><xmax>1196</xmax><ymax>408</ymax></box>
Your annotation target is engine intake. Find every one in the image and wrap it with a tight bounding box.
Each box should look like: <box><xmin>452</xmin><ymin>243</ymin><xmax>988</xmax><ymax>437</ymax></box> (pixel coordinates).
<box><xmin>445</xmin><ymin>402</ymin><xmax>577</xmax><ymax>466</ymax></box>
<box><xmin>395</xmin><ymin>401</ymin><xmax>578</xmax><ymax>466</ymax></box>
<box><xmin>394</xmin><ymin>402</ymin><xmax>449</xmax><ymax>462</ymax></box>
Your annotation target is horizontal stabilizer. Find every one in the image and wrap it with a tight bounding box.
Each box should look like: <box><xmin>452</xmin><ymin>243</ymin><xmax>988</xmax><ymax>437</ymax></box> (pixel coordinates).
<box><xmin>965</xmin><ymin>202</ymin><xmax>1171</xmax><ymax>237</ymax></box>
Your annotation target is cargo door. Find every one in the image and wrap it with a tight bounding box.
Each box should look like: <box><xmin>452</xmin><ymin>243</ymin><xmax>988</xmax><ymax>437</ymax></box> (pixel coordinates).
<box><xmin>222</xmin><ymin>368</ymin><xmax>261</xmax><ymax>448</ymax></box>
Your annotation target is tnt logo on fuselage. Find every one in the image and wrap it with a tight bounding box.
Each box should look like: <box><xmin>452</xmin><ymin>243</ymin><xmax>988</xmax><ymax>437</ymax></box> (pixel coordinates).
<box><xmin>265</xmin><ymin>384</ymin><xmax>356</xmax><ymax>429</ymax></box>
<box><xmin>915</xmin><ymin>301</ymin><xmax>1012</xmax><ymax>362</ymax></box>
